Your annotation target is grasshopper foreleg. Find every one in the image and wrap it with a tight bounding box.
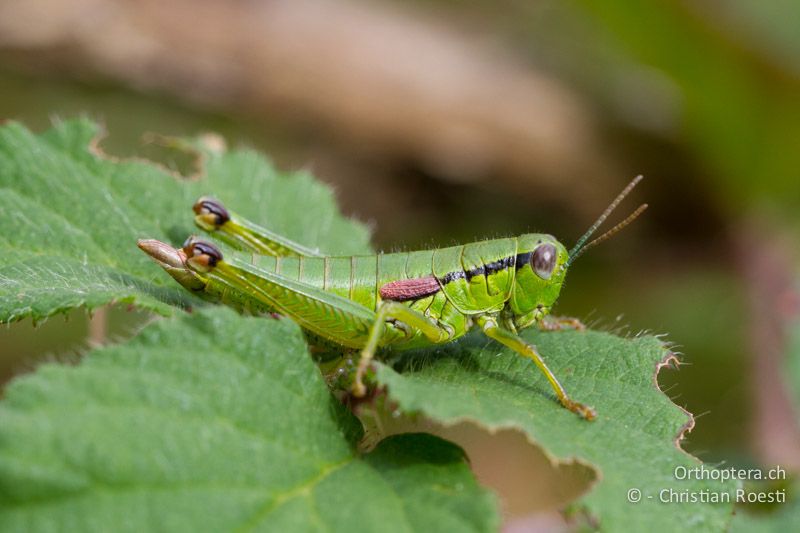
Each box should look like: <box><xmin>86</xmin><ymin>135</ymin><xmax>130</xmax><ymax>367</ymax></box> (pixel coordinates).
<box><xmin>354</xmin><ymin>301</ymin><xmax>452</xmax><ymax>397</ymax></box>
<box><xmin>477</xmin><ymin>316</ymin><xmax>596</xmax><ymax>420</ymax></box>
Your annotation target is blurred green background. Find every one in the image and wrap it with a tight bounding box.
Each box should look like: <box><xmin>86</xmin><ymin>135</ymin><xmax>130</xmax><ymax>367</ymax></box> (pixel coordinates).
<box><xmin>1</xmin><ymin>0</ymin><xmax>798</xmax><ymax>526</ymax></box>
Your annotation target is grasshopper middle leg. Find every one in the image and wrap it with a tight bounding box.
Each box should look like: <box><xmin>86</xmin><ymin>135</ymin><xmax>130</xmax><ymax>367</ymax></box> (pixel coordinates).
<box><xmin>354</xmin><ymin>301</ymin><xmax>453</xmax><ymax>397</ymax></box>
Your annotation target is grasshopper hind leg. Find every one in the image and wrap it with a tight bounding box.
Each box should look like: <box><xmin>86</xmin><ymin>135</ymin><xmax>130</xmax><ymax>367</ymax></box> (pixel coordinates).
<box><xmin>193</xmin><ymin>196</ymin><xmax>321</xmax><ymax>257</ymax></box>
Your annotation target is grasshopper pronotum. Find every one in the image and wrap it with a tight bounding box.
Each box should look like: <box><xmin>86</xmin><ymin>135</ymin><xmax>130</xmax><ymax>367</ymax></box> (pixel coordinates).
<box><xmin>139</xmin><ymin>177</ymin><xmax>646</xmax><ymax>420</ymax></box>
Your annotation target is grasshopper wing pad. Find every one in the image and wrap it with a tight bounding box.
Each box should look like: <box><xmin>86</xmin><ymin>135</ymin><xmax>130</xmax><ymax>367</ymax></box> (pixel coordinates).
<box><xmin>379</xmin><ymin>276</ymin><xmax>441</xmax><ymax>301</ymax></box>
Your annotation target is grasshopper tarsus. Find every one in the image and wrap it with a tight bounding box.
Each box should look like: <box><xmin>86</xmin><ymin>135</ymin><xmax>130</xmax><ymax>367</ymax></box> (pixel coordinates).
<box><xmin>564</xmin><ymin>399</ymin><xmax>597</xmax><ymax>421</ymax></box>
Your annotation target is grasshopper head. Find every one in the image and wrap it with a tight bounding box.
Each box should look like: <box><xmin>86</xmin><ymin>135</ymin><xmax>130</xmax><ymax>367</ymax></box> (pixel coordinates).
<box><xmin>509</xmin><ymin>234</ymin><xmax>570</xmax><ymax>329</ymax></box>
<box><xmin>509</xmin><ymin>175</ymin><xmax>648</xmax><ymax>330</ymax></box>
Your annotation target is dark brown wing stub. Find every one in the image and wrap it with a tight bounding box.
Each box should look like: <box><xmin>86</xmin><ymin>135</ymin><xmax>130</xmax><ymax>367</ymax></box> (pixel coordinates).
<box><xmin>380</xmin><ymin>276</ymin><xmax>441</xmax><ymax>301</ymax></box>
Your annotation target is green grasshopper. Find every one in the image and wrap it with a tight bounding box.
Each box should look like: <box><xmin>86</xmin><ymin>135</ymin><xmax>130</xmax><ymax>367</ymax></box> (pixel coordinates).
<box><xmin>138</xmin><ymin>176</ymin><xmax>646</xmax><ymax>420</ymax></box>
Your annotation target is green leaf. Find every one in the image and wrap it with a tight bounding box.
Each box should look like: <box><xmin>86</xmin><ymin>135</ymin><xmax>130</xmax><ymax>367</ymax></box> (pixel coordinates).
<box><xmin>376</xmin><ymin>329</ymin><xmax>736</xmax><ymax>530</ymax></box>
<box><xmin>0</xmin><ymin>308</ymin><xmax>499</xmax><ymax>532</ymax></box>
<box><xmin>0</xmin><ymin>119</ymin><xmax>371</xmax><ymax>324</ymax></box>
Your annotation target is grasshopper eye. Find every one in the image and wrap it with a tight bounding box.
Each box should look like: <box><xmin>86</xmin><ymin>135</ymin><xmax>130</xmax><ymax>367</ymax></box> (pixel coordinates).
<box><xmin>193</xmin><ymin>196</ymin><xmax>230</xmax><ymax>229</ymax></box>
<box><xmin>531</xmin><ymin>243</ymin><xmax>557</xmax><ymax>280</ymax></box>
<box><xmin>182</xmin><ymin>238</ymin><xmax>223</xmax><ymax>272</ymax></box>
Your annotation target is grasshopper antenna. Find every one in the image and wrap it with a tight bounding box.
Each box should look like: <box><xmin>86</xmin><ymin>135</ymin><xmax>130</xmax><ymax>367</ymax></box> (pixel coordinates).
<box><xmin>567</xmin><ymin>175</ymin><xmax>647</xmax><ymax>266</ymax></box>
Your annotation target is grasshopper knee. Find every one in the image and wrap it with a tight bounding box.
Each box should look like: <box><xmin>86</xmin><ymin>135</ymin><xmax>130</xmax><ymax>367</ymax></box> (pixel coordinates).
<box><xmin>183</xmin><ymin>238</ymin><xmax>223</xmax><ymax>273</ymax></box>
<box><xmin>193</xmin><ymin>196</ymin><xmax>230</xmax><ymax>230</ymax></box>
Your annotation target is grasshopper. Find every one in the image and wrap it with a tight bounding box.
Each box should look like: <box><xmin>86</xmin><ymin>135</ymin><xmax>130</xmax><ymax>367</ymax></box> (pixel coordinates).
<box><xmin>138</xmin><ymin>176</ymin><xmax>646</xmax><ymax>420</ymax></box>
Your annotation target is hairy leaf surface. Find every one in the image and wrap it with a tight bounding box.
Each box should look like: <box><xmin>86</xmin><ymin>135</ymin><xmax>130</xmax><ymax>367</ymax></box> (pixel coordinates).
<box><xmin>0</xmin><ymin>309</ymin><xmax>499</xmax><ymax>532</ymax></box>
<box><xmin>376</xmin><ymin>330</ymin><xmax>735</xmax><ymax>530</ymax></box>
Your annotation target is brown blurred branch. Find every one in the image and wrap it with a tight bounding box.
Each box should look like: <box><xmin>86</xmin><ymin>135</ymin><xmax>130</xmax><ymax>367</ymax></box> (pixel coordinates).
<box><xmin>0</xmin><ymin>0</ymin><xmax>618</xmax><ymax>207</ymax></box>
